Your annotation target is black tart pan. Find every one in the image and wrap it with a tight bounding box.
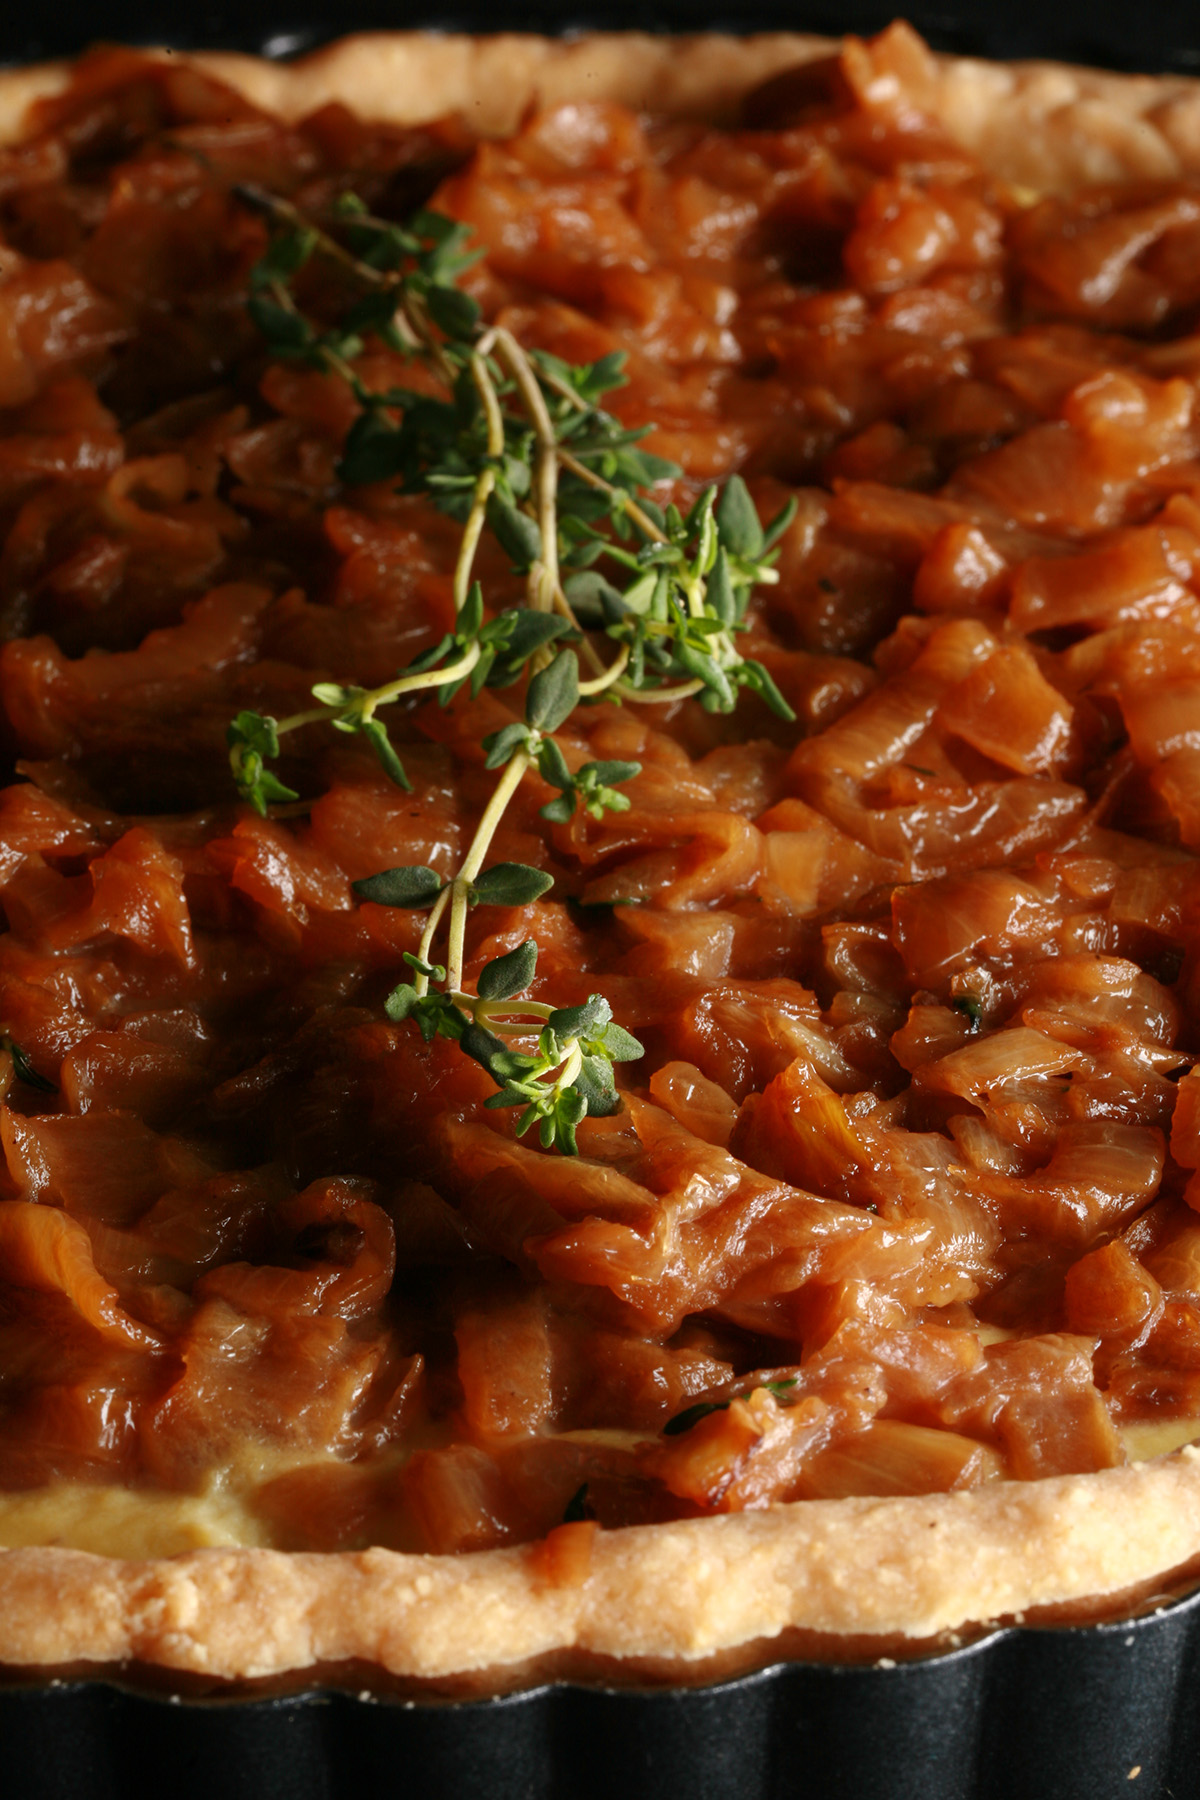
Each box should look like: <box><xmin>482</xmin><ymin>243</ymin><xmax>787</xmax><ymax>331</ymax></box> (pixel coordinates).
<box><xmin>3</xmin><ymin>4</ymin><xmax>1200</xmax><ymax>1797</ymax></box>
<box><xmin>9</xmin><ymin>1588</ymin><xmax>1200</xmax><ymax>1800</ymax></box>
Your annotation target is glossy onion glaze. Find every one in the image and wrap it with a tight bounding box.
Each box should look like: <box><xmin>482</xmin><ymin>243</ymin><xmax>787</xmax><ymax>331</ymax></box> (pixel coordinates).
<box><xmin>1</xmin><ymin>32</ymin><xmax>1199</xmax><ymax>1554</ymax></box>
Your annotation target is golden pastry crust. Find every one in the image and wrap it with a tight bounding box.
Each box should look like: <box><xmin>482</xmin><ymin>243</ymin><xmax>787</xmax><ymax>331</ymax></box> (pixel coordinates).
<box><xmin>2</xmin><ymin>24</ymin><xmax>1200</xmax><ymax>1685</ymax></box>
<box><xmin>0</xmin><ymin>1451</ymin><xmax>1197</xmax><ymax>1680</ymax></box>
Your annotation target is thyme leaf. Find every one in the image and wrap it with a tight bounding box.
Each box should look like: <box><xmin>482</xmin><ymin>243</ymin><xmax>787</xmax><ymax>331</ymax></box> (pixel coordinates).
<box><xmin>470</xmin><ymin>863</ymin><xmax>554</xmax><ymax>908</ymax></box>
<box><xmin>663</xmin><ymin>1400</ymin><xmax>729</xmax><ymax>1437</ymax></box>
<box><xmin>353</xmin><ymin>866</ymin><xmax>444</xmax><ymax>908</ymax></box>
<box><xmin>562</xmin><ymin>1483</ymin><xmax>593</xmax><ymax>1524</ymax></box>
<box><xmin>663</xmin><ymin>1376</ymin><xmax>798</xmax><ymax>1436</ymax></box>
<box><xmin>477</xmin><ymin>940</ymin><xmax>538</xmax><ymax>1001</ymax></box>
<box><xmin>4</xmin><ymin>1038</ymin><xmax>56</xmax><ymax>1093</ymax></box>
<box><xmin>232</xmin><ymin>187</ymin><xmax>796</xmax><ymax>1151</ymax></box>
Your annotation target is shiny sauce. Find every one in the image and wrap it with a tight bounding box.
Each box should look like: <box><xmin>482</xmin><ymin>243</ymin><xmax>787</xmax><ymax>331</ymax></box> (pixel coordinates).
<box><xmin>1</xmin><ymin>29</ymin><xmax>1200</xmax><ymax>1557</ymax></box>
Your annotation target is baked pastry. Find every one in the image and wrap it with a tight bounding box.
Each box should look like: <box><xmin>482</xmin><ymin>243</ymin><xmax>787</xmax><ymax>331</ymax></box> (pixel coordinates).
<box><xmin>2</xmin><ymin>21</ymin><xmax>1200</xmax><ymax>1689</ymax></box>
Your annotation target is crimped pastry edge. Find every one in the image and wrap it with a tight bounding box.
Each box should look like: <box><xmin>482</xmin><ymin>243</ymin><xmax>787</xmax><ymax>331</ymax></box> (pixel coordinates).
<box><xmin>0</xmin><ymin>24</ymin><xmax>1198</xmax><ymax>1681</ymax></box>
<box><xmin>1</xmin><ymin>1453</ymin><xmax>1199</xmax><ymax>1679</ymax></box>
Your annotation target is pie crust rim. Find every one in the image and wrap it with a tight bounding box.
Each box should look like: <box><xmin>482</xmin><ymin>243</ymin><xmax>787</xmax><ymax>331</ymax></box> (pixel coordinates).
<box><xmin>0</xmin><ymin>25</ymin><xmax>1198</xmax><ymax>1684</ymax></box>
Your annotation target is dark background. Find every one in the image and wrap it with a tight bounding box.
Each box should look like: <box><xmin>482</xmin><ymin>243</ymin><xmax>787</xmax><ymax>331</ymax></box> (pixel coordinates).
<box><xmin>0</xmin><ymin>7</ymin><xmax>1199</xmax><ymax>1800</ymax></box>
<box><xmin>3</xmin><ymin>0</ymin><xmax>1198</xmax><ymax>77</ymax></box>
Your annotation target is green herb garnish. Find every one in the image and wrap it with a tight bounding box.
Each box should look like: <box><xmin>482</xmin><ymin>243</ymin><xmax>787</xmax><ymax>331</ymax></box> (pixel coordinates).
<box><xmin>663</xmin><ymin>1399</ymin><xmax>731</xmax><ymax>1437</ymax></box>
<box><xmin>562</xmin><ymin>1484</ymin><xmax>592</xmax><ymax>1523</ymax></box>
<box><xmin>230</xmin><ymin>187</ymin><xmax>794</xmax><ymax>1152</ymax></box>
<box><xmin>663</xmin><ymin>1377</ymin><xmax>797</xmax><ymax>1436</ymax></box>
<box><xmin>3</xmin><ymin>1037</ymin><xmax>55</xmax><ymax>1093</ymax></box>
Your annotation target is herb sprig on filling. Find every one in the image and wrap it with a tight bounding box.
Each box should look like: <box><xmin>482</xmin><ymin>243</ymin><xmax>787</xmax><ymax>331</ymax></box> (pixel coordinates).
<box><xmin>228</xmin><ymin>186</ymin><xmax>795</xmax><ymax>1152</ymax></box>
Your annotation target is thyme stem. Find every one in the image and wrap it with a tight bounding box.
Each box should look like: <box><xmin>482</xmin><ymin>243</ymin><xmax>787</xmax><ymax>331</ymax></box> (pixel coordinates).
<box><xmin>454</xmin><ymin>471</ymin><xmax>496</xmax><ymax>612</ymax></box>
<box><xmin>613</xmin><ymin>677</ymin><xmax>704</xmax><ymax>704</ymax></box>
<box><xmin>366</xmin><ymin>641</ymin><xmax>482</xmax><ymax>713</ymax></box>
<box><xmin>233</xmin><ymin>189</ymin><xmax>793</xmax><ymax>1149</ymax></box>
<box><xmin>557</xmin><ymin>447</ymin><xmax>669</xmax><ymax>545</ymax></box>
<box><xmin>273</xmin><ymin>704</ymin><xmax>337</xmax><ymax>736</ymax></box>
<box><xmin>493</xmin><ymin>328</ymin><xmax>561</xmax><ymax>613</ymax></box>
<box><xmin>446</xmin><ymin>748</ymin><xmax>532</xmax><ymax>993</ymax></box>
<box><xmin>413</xmin><ymin>884</ymin><xmax>453</xmax><ymax>999</ymax></box>
<box><xmin>470</xmin><ymin>348</ymin><xmax>506</xmax><ymax>458</ymax></box>
<box><xmin>577</xmin><ymin>645</ymin><xmax>631</xmax><ymax>696</ymax></box>
<box><xmin>275</xmin><ymin>643</ymin><xmax>483</xmax><ymax>744</ymax></box>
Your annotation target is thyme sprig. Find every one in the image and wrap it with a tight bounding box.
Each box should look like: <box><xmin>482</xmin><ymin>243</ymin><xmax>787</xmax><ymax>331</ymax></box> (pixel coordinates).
<box><xmin>228</xmin><ymin>188</ymin><xmax>796</xmax><ymax>1151</ymax></box>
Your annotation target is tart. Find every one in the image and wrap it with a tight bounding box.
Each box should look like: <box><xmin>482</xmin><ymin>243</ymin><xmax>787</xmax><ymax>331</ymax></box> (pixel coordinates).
<box><xmin>1</xmin><ymin>21</ymin><xmax>1200</xmax><ymax>1689</ymax></box>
